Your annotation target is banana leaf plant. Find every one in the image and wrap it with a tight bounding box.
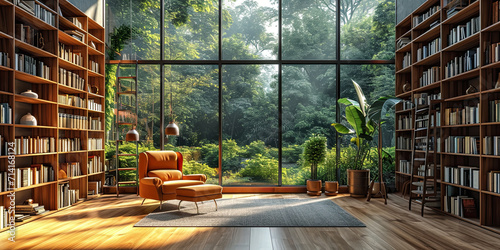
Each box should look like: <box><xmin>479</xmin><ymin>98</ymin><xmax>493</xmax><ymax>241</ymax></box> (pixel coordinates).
<box><xmin>332</xmin><ymin>80</ymin><xmax>400</xmax><ymax>171</ymax></box>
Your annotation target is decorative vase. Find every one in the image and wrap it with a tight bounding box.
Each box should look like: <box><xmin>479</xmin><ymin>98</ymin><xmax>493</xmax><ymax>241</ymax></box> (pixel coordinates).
<box><xmin>347</xmin><ymin>169</ymin><xmax>370</xmax><ymax>197</ymax></box>
<box><xmin>20</xmin><ymin>90</ymin><xmax>38</xmax><ymax>99</ymax></box>
<box><xmin>324</xmin><ymin>181</ymin><xmax>339</xmax><ymax>196</ymax></box>
<box><xmin>20</xmin><ymin>113</ymin><xmax>37</xmax><ymax>126</ymax></box>
<box><xmin>306</xmin><ymin>179</ymin><xmax>322</xmax><ymax>196</ymax></box>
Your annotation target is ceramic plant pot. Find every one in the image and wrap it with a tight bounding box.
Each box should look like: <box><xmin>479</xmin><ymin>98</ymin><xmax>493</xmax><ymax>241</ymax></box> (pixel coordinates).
<box><xmin>324</xmin><ymin>181</ymin><xmax>339</xmax><ymax>196</ymax></box>
<box><xmin>306</xmin><ymin>179</ymin><xmax>322</xmax><ymax>196</ymax></box>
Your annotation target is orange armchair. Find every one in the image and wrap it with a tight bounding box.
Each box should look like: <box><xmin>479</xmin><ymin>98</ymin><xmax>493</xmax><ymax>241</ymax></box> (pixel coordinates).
<box><xmin>139</xmin><ymin>151</ymin><xmax>207</xmax><ymax>209</ymax></box>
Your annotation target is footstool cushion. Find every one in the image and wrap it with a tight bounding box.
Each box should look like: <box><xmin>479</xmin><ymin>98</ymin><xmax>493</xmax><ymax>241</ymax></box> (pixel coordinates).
<box><xmin>176</xmin><ymin>184</ymin><xmax>223</xmax><ymax>201</ymax></box>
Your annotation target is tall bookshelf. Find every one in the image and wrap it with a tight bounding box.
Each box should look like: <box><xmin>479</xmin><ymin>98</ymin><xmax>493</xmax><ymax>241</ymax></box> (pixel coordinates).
<box><xmin>0</xmin><ymin>0</ymin><xmax>105</xmax><ymax>230</ymax></box>
<box><xmin>396</xmin><ymin>0</ymin><xmax>500</xmax><ymax>233</ymax></box>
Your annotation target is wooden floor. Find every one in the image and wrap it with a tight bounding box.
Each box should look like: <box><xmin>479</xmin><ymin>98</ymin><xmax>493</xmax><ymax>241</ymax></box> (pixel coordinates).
<box><xmin>2</xmin><ymin>193</ymin><xmax>500</xmax><ymax>249</ymax></box>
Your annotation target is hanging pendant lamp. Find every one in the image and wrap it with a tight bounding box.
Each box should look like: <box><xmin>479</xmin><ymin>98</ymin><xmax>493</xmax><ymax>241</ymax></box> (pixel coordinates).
<box><xmin>165</xmin><ymin>83</ymin><xmax>179</xmax><ymax>136</ymax></box>
<box><xmin>126</xmin><ymin>126</ymin><xmax>140</xmax><ymax>141</ymax></box>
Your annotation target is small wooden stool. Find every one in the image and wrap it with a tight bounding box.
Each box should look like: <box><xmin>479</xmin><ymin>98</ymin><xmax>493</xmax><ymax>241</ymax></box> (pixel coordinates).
<box><xmin>176</xmin><ymin>184</ymin><xmax>223</xmax><ymax>214</ymax></box>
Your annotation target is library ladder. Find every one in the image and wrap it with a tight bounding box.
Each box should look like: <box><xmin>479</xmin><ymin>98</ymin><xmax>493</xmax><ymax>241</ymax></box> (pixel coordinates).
<box><xmin>408</xmin><ymin>100</ymin><xmax>440</xmax><ymax>216</ymax></box>
<box><xmin>115</xmin><ymin>61</ymin><xmax>139</xmax><ymax>197</ymax></box>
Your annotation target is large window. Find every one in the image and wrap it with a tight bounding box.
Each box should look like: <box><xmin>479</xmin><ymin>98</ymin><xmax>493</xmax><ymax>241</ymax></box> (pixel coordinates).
<box><xmin>105</xmin><ymin>0</ymin><xmax>396</xmax><ymax>186</ymax></box>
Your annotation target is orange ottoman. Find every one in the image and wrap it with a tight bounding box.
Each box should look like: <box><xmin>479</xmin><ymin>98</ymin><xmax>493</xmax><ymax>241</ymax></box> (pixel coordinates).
<box><xmin>176</xmin><ymin>184</ymin><xmax>223</xmax><ymax>214</ymax></box>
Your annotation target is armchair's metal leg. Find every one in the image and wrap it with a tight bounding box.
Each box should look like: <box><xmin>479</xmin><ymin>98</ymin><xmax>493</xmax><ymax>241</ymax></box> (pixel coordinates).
<box><xmin>141</xmin><ymin>198</ymin><xmax>146</xmax><ymax>206</ymax></box>
<box><xmin>214</xmin><ymin>199</ymin><xmax>218</xmax><ymax>211</ymax></box>
<box><xmin>159</xmin><ymin>200</ymin><xmax>163</xmax><ymax>210</ymax></box>
<box><xmin>195</xmin><ymin>202</ymin><xmax>199</xmax><ymax>214</ymax></box>
<box><xmin>178</xmin><ymin>200</ymin><xmax>182</xmax><ymax>210</ymax></box>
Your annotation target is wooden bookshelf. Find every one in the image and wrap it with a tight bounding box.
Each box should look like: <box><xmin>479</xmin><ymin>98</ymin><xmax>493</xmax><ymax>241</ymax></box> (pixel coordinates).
<box><xmin>0</xmin><ymin>0</ymin><xmax>105</xmax><ymax>232</ymax></box>
<box><xmin>396</xmin><ymin>0</ymin><xmax>500</xmax><ymax>234</ymax></box>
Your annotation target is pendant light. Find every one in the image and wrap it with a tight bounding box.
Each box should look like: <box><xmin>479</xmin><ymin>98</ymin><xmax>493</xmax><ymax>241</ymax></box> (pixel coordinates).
<box><xmin>126</xmin><ymin>126</ymin><xmax>139</xmax><ymax>141</ymax></box>
<box><xmin>165</xmin><ymin>82</ymin><xmax>179</xmax><ymax>136</ymax></box>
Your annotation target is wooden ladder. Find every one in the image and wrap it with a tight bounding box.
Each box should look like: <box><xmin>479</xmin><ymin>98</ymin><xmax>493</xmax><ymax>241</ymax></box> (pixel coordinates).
<box><xmin>115</xmin><ymin>61</ymin><xmax>139</xmax><ymax>197</ymax></box>
<box><xmin>408</xmin><ymin>100</ymin><xmax>440</xmax><ymax>216</ymax></box>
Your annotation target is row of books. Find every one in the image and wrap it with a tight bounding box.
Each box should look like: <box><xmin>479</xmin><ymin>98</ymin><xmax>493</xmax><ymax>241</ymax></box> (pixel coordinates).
<box><xmin>447</xmin><ymin>16</ymin><xmax>480</xmax><ymax>47</ymax></box>
<box><xmin>89</xmin><ymin>60</ymin><xmax>100</xmax><ymax>73</ymax></box>
<box><xmin>419</xmin><ymin>66</ymin><xmax>440</xmax><ymax>87</ymax></box>
<box><xmin>397</xmin><ymin>115</ymin><xmax>412</xmax><ymax>130</ymax></box>
<box><xmin>88</xmin><ymin>180</ymin><xmax>102</xmax><ymax>195</ymax></box>
<box><xmin>66</xmin><ymin>17</ymin><xmax>83</xmax><ymax>29</ymax></box>
<box><xmin>399</xmin><ymin>160</ymin><xmax>411</xmax><ymax>174</ymax></box>
<box><xmin>15</xmin><ymin>23</ymin><xmax>45</xmax><ymax>49</ymax></box>
<box><xmin>89</xmin><ymin>116</ymin><xmax>102</xmax><ymax>130</ymax></box>
<box><xmin>0</xmin><ymin>51</ymin><xmax>11</xmax><ymax>67</ymax></box>
<box><xmin>0</xmin><ymin>134</ymin><xmax>10</xmax><ymax>156</ymax></box>
<box><xmin>417</xmin><ymin>37</ymin><xmax>441</xmax><ymax>62</ymax></box>
<box><xmin>0</xmin><ymin>172</ymin><xmax>10</xmax><ymax>192</ymax></box>
<box><xmin>14</xmin><ymin>136</ymin><xmax>56</xmax><ymax>155</ymax></box>
<box><xmin>60</xmin><ymin>162</ymin><xmax>82</xmax><ymax>178</ymax></box>
<box><xmin>431</xmin><ymin>110</ymin><xmax>441</xmax><ymax>127</ymax></box>
<box><xmin>88</xmin><ymin>155</ymin><xmax>103</xmax><ymax>175</ymax></box>
<box><xmin>58</xmin><ymin>138</ymin><xmax>81</xmax><ymax>152</ymax></box>
<box><xmin>88</xmin><ymin>138</ymin><xmax>102</xmax><ymax>150</ymax></box>
<box><xmin>488</xmin><ymin>100</ymin><xmax>500</xmax><ymax>122</ymax></box>
<box><xmin>0</xmin><ymin>206</ymin><xmax>10</xmax><ymax>229</ymax></box>
<box><xmin>58</xmin><ymin>183</ymin><xmax>80</xmax><ymax>208</ymax></box>
<box><xmin>397</xmin><ymin>136</ymin><xmax>412</xmax><ymax>150</ymax></box>
<box><xmin>15</xmin><ymin>164</ymin><xmax>55</xmax><ymax>188</ymax></box>
<box><xmin>58</xmin><ymin>94</ymin><xmax>86</xmax><ymax>108</ymax></box>
<box><xmin>415</xmin><ymin>137</ymin><xmax>437</xmax><ymax>151</ymax></box>
<box><xmin>491</xmin><ymin>0</ymin><xmax>500</xmax><ymax>24</ymax></box>
<box><xmin>417</xmin><ymin>164</ymin><xmax>439</xmax><ymax>177</ymax></box>
<box><xmin>402</xmin><ymin>52</ymin><xmax>411</xmax><ymax>69</ymax></box>
<box><xmin>34</xmin><ymin>2</ymin><xmax>56</xmax><ymax>26</ymax></box>
<box><xmin>483</xmin><ymin>136</ymin><xmax>500</xmax><ymax>155</ymax></box>
<box><xmin>58</xmin><ymin>43</ymin><xmax>83</xmax><ymax>66</ymax></box>
<box><xmin>488</xmin><ymin>171</ymin><xmax>500</xmax><ymax>194</ymax></box>
<box><xmin>414</xmin><ymin>92</ymin><xmax>441</xmax><ymax>106</ymax></box>
<box><xmin>444</xmin><ymin>194</ymin><xmax>477</xmax><ymax>218</ymax></box>
<box><xmin>396</xmin><ymin>37</ymin><xmax>410</xmax><ymax>50</ymax></box>
<box><xmin>485</xmin><ymin>42</ymin><xmax>500</xmax><ymax>65</ymax></box>
<box><xmin>65</xmin><ymin>30</ymin><xmax>84</xmax><ymax>42</ymax></box>
<box><xmin>444</xmin><ymin>166</ymin><xmax>480</xmax><ymax>189</ymax></box>
<box><xmin>0</xmin><ymin>103</ymin><xmax>13</xmax><ymax>124</ymax></box>
<box><xmin>445</xmin><ymin>0</ymin><xmax>470</xmax><ymax>19</ymax></box>
<box><xmin>444</xmin><ymin>104</ymin><xmax>480</xmax><ymax>125</ymax></box>
<box><xmin>58</xmin><ymin>113</ymin><xmax>88</xmax><ymax>129</ymax></box>
<box><xmin>88</xmin><ymin>99</ymin><xmax>102</xmax><ymax>112</ymax></box>
<box><xmin>59</xmin><ymin>68</ymin><xmax>85</xmax><ymax>90</ymax></box>
<box><xmin>413</xmin><ymin>5</ymin><xmax>440</xmax><ymax>27</ymax></box>
<box><xmin>16</xmin><ymin>202</ymin><xmax>46</xmax><ymax>216</ymax></box>
<box><xmin>444</xmin><ymin>136</ymin><xmax>479</xmax><ymax>154</ymax></box>
<box><xmin>415</xmin><ymin>114</ymin><xmax>429</xmax><ymax>129</ymax></box>
<box><xmin>401</xmin><ymin>100</ymin><xmax>414</xmax><ymax>110</ymax></box>
<box><xmin>444</xmin><ymin>47</ymin><xmax>480</xmax><ymax>79</ymax></box>
<box><xmin>104</xmin><ymin>175</ymin><xmax>116</xmax><ymax>186</ymax></box>
<box><xmin>14</xmin><ymin>1</ymin><xmax>55</xmax><ymax>26</ymax></box>
<box><xmin>15</xmin><ymin>53</ymin><xmax>51</xmax><ymax>80</ymax></box>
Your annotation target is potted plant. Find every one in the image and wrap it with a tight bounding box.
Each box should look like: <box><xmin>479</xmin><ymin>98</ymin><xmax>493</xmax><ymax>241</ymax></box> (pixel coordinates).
<box><xmin>324</xmin><ymin>150</ymin><xmax>338</xmax><ymax>196</ymax></box>
<box><xmin>303</xmin><ymin>134</ymin><xmax>327</xmax><ymax>196</ymax></box>
<box><xmin>332</xmin><ymin>80</ymin><xmax>400</xmax><ymax>197</ymax></box>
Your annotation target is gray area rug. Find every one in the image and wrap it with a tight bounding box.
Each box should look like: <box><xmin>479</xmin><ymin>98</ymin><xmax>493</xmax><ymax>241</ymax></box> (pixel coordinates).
<box><xmin>134</xmin><ymin>198</ymin><xmax>365</xmax><ymax>227</ymax></box>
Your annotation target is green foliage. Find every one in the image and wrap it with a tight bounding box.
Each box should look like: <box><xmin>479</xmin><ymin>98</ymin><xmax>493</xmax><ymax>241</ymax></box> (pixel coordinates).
<box><xmin>302</xmin><ymin>134</ymin><xmax>327</xmax><ymax>180</ymax></box>
<box><xmin>183</xmin><ymin>160</ymin><xmax>218</xmax><ymax>182</ymax></box>
<box><xmin>239</xmin><ymin>154</ymin><xmax>279</xmax><ymax>183</ymax></box>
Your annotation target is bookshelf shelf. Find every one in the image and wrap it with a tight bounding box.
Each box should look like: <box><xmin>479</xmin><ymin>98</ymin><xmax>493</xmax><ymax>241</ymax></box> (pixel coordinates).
<box><xmin>0</xmin><ymin>0</ymin><xmax>105</xmax><ymax>229</ymax></box>
<box><xmin>15</xmin><ymin>39</ymin><xmax>57</xmax><ymax>58</ymax></box>
<box><xmin>396</xmin><ymin>0</ymin><xmax>500</xmax><ymax>229</ymax></box>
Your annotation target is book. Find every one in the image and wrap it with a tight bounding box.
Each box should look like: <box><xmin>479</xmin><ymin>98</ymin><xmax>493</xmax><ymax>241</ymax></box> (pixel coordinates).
<box><xmin>462</xmin><ymin>198</ymin><xmax>477</xmax><ymax>218</ymax></box>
